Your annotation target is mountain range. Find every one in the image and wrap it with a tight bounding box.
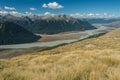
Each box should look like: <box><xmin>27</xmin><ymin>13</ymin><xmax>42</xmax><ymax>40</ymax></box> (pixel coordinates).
<box><xmin>0</xmin><ymin>14</ymin><xmax>96</xmax><ymax>34</ymax></box>
<box><xmin>103</xmin><ymin>21</ymin><xmax>120</xmax><ymax>28</ymax></box>
<box><xmin>0</xmin><ymin>14</ymin><xmax>97</xmax><ymax>45</ymax></box>
<box><xmin>86</xmin><ymin>18</ymin><xmax>120</xmax><ymax>24</ymax></box>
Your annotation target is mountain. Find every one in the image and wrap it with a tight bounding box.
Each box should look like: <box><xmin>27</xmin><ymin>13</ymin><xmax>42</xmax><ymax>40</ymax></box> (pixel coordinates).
<box><xmin>86</xmin><ymin>18</ymin><xmax>120</xmax><ymax>24</ymax></box>
<box><xmin>0</xmin><ymin>14</ymin><xmax>96</xmax><ymax>34</ymax></box>
<box><xmin>103</xmin><ymin>21</ymin><xmax>120</xmax><ymax>28</ymax></box>
<box><xmin>0</xmin><ymin>28</ymin><xmax>120</xmax><ymax>80</ymax></box>
<box><xmin>0</xmin><ymin>21</ymin><xmax>40</xmax><ymax>45</ymax></box>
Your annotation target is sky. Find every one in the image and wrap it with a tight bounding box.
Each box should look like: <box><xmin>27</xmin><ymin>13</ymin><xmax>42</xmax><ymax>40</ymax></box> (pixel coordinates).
<box><xmin>0</xmin><ymin>0</ymin><xmax>120</xmax><ymax>18</ymax></box>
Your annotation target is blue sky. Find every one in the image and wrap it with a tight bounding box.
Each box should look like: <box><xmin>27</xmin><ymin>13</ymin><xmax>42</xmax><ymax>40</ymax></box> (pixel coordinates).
<box><xmin>0</xmin><ymin>0</ymin><xmax>120</xmax><ymax>18</ymax></box>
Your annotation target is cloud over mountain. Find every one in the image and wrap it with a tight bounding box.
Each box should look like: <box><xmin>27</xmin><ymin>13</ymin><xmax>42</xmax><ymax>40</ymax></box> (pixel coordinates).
<box><xmin>44</xmin><ymin>12</ymin><xmax>54</xmax><ymax>16</ymax></box>
<box><xmin>30</xmin><ymin>8</ymin><xmax>37</xmax><ymax>11</ymax></box>
<box><xmin>0</xmin><ymin>10</ymin><xmax>8</xmax><ymax>14</ymax></box>
<box><xmin>70</xmin><ymin>13</ymin><xmax>116</xmax><ymax>18</ymax></box>
<box><xmin>4</xmin><ymin>6</ymin><xmax>16</xmax><ymax>10</ymax></box>
<box><xmin>42</xmin><ymin>2</ymin><xmax>64</xmax><ymax>9</ymax></box>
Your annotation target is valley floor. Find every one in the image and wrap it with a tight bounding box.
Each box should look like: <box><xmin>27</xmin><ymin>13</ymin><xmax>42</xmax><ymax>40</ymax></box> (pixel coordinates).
<box><xmin>38</xmin><ymin>31</ymin><xmax>85</xmax><ymax>42</ymax></box>
<box><xmin>0</xmin><ymin>27</ymin><xmax>109</xmax><ymax>49</ymax></box>
<box><xmin>0</xmin><ymin>27</ymin><xmax>108</xmax><ymax>59</ymax></box>
<box><xmin>0</xmin><ymin>28</ymin><xmax>120</xmax><ymax>80</ymax></box>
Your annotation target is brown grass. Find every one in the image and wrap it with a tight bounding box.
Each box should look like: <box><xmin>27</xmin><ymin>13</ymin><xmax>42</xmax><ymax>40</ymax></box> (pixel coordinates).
<box><xmin>0</xmin><ymin>28</ymin><xmax>120</xmax><ymax>80</ymax></box>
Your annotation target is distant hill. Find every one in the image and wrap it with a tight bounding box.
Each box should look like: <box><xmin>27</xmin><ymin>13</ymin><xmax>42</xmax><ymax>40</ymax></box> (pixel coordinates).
<box><xmin>103</xmin><ymin>21</ymin><xmax>120</xmax><ymax>28</ymax></box>
<box><xmin>0</xmin><ymin>14</ymin><xmax>96</xmax><ymax>34</ymax></box>
<box><xmin>0</xmin><ymin>21</ymin><xmax>40</xmax><ymax>45</ymax></box>
<box><xmin>86</xmin><ymin>18</ymin><xmax>120</xmax><ymax>24</ymax></box>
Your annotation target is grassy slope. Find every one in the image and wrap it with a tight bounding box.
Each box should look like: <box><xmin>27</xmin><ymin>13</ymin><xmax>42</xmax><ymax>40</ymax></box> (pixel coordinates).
<box><xmin>0</xmin><ymin>28</ymin><xmax>120</xmax><ymax>80</ymax></box>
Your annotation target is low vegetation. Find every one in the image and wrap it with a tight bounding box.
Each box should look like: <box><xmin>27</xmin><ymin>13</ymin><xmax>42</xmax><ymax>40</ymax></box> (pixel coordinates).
<box><xmin>0</xmin><ymin>28</ymin><xmax>120</xmax><ymax>80</ymax></box>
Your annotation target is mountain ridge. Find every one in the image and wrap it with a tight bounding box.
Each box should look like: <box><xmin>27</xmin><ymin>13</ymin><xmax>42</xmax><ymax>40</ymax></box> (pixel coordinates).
<box><xmin>0</xmin><ymin>21</ymin><xmax>40</xmax><ymax>45</ymax></box>
<box><xmin>0</xmin><ymin>14</ymin><xmax>96</xmax><ymax>34</ymax></box>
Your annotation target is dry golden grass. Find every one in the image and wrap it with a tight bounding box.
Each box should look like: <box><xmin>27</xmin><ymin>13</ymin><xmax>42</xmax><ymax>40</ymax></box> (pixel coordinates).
<box><xmin>0</xmin><ymin>28</ymin><xmax>120</xmax><ymax>80</ymax></box>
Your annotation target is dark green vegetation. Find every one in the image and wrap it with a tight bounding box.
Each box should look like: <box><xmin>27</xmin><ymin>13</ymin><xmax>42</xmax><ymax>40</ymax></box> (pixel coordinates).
<box><xmin>0</xmin><ymin>14</ymin><xmax>96</xmax><ymax>34</ymax></box>
<box><xmin>0</xmin><ymin>21</ymin><xmax>40</xmax><ymax>45</ymax></box>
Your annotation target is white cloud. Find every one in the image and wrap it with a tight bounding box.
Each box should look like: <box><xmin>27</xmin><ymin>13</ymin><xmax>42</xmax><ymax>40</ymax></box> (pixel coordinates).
<box><xmin>87</xmin><ymin>13</ymin><xmax>94</xmax><ymax>16</ymax></box>
<box><xmin>44</xmin><ymin>12</ymin><xmax>54</xmax><ymax>16</ymax></box>
<box><xmin>44</xmin><ymin>12</ymin><xmax>51</xmax><ymax>15</ymax></box>
<box><xmin>4</xmin><ymin>6</ymin><xmax>16</xmax><ymax>10</ymax></box>
<box><xmin>70</xmin><ymin>13</ymin><xmax>116</xmax><ymax>18</ymax></box>
<box><xmin>95</xmin><ymin>13</ymin><xmax>100</xmax><ymax>16</ymax></box>
<box><xmin>0</xmin><ymin>10</ymin><xmax>34</xmax><ymax>17</ymax></box>
<box><xmin>9</xmin><ymin>11</ymin><xmax>23</xmax><ymax>16</ymax></box>
<box><xmin>70</xmin><ymin>13</ymin><xmax>83</xmax><ymax>17</ymax></box>
<box><xmin>42</xmin><ymin>4</ymin><xmax>48</xmax><ymax>8</ymax></box>
<box><xmin>0</xmin><ymin>10</ymin><xmax>24</xmax><ymax>17</ymax></box>
<box><xmin>0</xmin><ymin>10</ymin><xmax>8</xmax><ymax>14</ymax></box>
<box><xmin>103</xmin><ymin>13</ymin><xmax>108</xmax><ymax>16</ymax></box>
<box><xmin>42</xmin><ymin>2</ymin><xmax>64</xmax><ymax>9</ymax></box>
<box><xmin>30</xmin><ymin>8</ymin><xmax>37</xmax><ymax>11</ymax></box>
<box><xmin>24</xmin><ymin>11</ymin><xmax>33</xmax><ymax>16</ymax></box>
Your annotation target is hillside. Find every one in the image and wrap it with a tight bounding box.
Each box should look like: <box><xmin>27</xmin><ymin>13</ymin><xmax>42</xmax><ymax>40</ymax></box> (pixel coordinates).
<box><xmin>104</xmin><ymin>21</ymin><xmax>120</xmax><ymax>28</ymax></box>
<box><xmin>0</xmin><ymin>14</ymin><xmax>96</xmax><ymax>34</ymax></box>
<box><xmin>0</xmin><ymin>21</ymin><xmax>40</xmax><ymax>45</ymax></box>
<box><xmin>0</xmin><ymin>28</ymin><xmax>120</xmax><ymax>80</ymax></box>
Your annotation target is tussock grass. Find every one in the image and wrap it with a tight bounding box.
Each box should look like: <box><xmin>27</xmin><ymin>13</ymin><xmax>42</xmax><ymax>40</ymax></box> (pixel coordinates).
<box><xmin>0</xmin><ymin>28</ymin><xmax>120</xmax><ymax>80</ymax></box>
